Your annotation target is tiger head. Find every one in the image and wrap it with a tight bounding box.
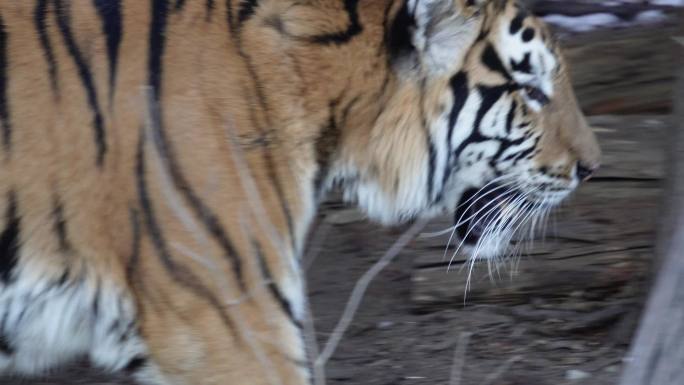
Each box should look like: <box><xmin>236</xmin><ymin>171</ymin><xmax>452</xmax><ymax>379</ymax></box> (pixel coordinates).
<box><xmin>330</xmin><ymin>0</ymin><xmax>601</xmax><ymax>259</ymax></box>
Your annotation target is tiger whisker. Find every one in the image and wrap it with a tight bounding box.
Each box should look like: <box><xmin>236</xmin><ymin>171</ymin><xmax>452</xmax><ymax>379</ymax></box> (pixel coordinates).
<box><xmin>447</xmin><ymin>190</ymin><xmax>517</xmax><ymax>269</ymax></box>
<box><xmin>456</xmin><ymin>192</ymin><xmax>524</xmax><ymax>280</ymax></box>
<box><xmin>475</xmin><ymin>191</ymin><xmax>533</xmax><ymax>277</ymax></box>
<box><xmin>469</xmin><ymin>185</ymin><xmax>542</xmax><ymax>285</ymax></box>
<box><xmin>440</xmin><ymin>182</ymin><xmax>516</xmax><ymax>264</ymax></box>
<box><xmin>419</xmin><ymin>177</ymin><xmax>518</xmax><ymax>239</ymax></box>
<box><xmin>447</xmin><ymin>191</ymin><xmax>517</xmax><ymax>271</ymax></box>
<box><xmin>452</xmin><ymin>180</ymin><xmax>520</xmax><ymax>228</ymax></box>
<box><xmin>472</xmin><ymin>192</ymin><xmax>523</xmax><ymax>277</ymax></box>
<box><xmin>453</xmin><ymin>174</ymin><xmax>517</xmax><ymax>211</ymax></box>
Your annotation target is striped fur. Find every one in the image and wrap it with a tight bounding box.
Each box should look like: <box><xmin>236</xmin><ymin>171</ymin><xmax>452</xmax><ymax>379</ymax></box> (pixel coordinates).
<box><xmin>0</xmin><ymin>1</ymin><xmax>599</xmax><ymax>384</ymax></box>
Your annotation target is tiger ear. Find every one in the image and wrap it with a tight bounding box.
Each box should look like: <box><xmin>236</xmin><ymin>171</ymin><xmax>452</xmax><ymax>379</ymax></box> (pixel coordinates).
<box><xmin>408</xmin><ymin>0</ymin><xmax>485</xmax><ymax>75</ymax></box>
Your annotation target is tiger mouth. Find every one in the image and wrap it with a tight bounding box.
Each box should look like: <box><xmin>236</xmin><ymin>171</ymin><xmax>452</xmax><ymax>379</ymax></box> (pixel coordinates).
<box><xmin>454</xmin><ymin>184</ymin><xmax>519</xmax><ymax>245</ymax></box>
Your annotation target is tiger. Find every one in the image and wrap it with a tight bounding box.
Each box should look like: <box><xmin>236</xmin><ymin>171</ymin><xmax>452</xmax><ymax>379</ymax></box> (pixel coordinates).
<box><xmin>0</xmin><ymin>0</ymin><xmax>600</xmax><ymax>384</ymax></box>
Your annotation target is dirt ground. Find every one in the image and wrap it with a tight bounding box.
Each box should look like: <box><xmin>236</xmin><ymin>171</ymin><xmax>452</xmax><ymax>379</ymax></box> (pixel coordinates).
<box><xmin>0</xmin><ymin>5</ymin><xmax>678</xmax><ymax>385</ymax></box>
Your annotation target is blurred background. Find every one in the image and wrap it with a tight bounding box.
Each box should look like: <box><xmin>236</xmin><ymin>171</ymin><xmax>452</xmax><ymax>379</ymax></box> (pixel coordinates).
<box><xmin>1</xmin><ymin>1</ymin><xmax>682</xmax><ymax>384</ymax></box>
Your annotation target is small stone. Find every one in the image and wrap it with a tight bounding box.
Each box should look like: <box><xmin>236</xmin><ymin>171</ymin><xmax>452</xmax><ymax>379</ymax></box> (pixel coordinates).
<box><xmin>563</xmin><ymin>356</ymin><xmax>587</xmax><ymax>366</ymax></box>
<box><xmin>325</xmin><ymin>209</ymin><xmax>366</xmax><ymax>225</ymax></box>
<box><xmin>565</xmin><ymin>370</ymin><xmax>591</xmax><ymax>381</ymax></box>
<box><xmin>604</xmin><ymin>365</ymin><xmax>620</xmax><ymax>373</ymax></box>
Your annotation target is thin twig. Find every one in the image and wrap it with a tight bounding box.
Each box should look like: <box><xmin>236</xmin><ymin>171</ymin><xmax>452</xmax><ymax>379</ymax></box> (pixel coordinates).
<box><xmin>305</xmin><ymin>305</ymin><xmax>326</xmax><ymax>385</ymax></box>
<box><xmin>449</xmin><ymin>332</ymin><xmax>473</xmax><ymax>385</ymax></box>
<box><xmin>482</xmin><ymin>355</ymin><xmax>522</xmax><ymax>385</ymax></box>
<box><xmin>304</xmin><ymin>221</ymin><xmax>332</xmax><ymax>271</ymax></box>
<box><xmin>314</xmin><ymin>219</ymin><xmax>429</xmax><ymax>370</ymax></box>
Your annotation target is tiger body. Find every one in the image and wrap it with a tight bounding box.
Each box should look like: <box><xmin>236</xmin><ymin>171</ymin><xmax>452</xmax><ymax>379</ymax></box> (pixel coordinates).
<box><xmin>0</xmin><ymin>0</ymin><xmax>600</xmax><ymax>384</ymax></box>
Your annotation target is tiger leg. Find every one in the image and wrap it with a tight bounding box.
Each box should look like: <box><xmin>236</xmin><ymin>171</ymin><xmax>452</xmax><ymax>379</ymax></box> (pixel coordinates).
<box><xmin>121</xmin><ymin>222</ymin><xmax>311</xmax><ymax>385</ymax></box>
<box><xmin>0</xmin><ymin>262</ymin><xmax>148</xmax><ymax>376</ymax></box>
<box><xmin>129</xmin><ymin>286</ymin><xmax>312</xmax><ymax>385</ymax></box>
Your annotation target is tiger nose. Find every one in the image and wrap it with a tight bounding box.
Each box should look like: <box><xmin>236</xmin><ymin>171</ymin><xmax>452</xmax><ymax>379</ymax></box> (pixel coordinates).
<box><xmin>576</xmin><ymin>162</ymin><xmax>599</xmax><ymax>181</ymax></box>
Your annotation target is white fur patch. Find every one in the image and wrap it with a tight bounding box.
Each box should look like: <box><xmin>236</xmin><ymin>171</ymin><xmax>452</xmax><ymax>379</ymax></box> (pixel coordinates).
<box><xmin>0</xmin><ymin>255</ymin><xmax>146</xmax><ymax>375</ymax></box>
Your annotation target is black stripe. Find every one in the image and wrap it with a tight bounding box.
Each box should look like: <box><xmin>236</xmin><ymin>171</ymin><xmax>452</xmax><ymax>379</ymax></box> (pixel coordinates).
<box><xmin>0</xmin><ymin>16</ymin><xmax>11</xmax><ymax>150</ymax></box>
<box><xmin>147</xmin><ymin>1</ymin><xmax>247</xmax><ymax>291</ymax></box>
<box><xmin>474</xmin><ymin>85</ymin><xmax>511</xmax><ymax>132</ymax></box>
<box><xmin>54</xmin><ymin>0</ymin><xmax>107</xmax><ymax>166</ymax></box>
<box><xmin>386</xmin><ymin>1</ymin><xmax>414</xmax><ymax>59</ymax></box>
<box><xmin>498</xmin><ymin>134</ymin><xmax>540</xmax><ymax>164</ymax></box>
<box><xmin>452</xmin><ymin>85</ymin><xmax>511</xmax><ymax>160</ymax></box>
<box><xmin>522</xmin><ymin>27</ymin><xmax>535</xmax><ymax>42</ymax></box>
<box><xmin>416</xmin><ymin>78</ymin><xmax>437</xmax><ymax>203</ymax></box>
<box><xmin>56</xmin><ymin>269</ymin><xmax>69</xmax><ymax>286</ymax></box>
<box><xmin>510</xmin><ymin>52</ymin><xmax>532</xmax><ymax>74</ymax></box>
<box><xmin>34</xmin><ymin>0</ymin><xmax>60</xmax><ymax>96</ymax></box>
<box><xmin>226</xmin><ymin>0</ymin><xmax>235</xmax><ymax>30</ymax></box>
<box><xmin>52</xmin><ymin>195</ymin><xmax>72</xmax><ymax>252</ymax></box>
<box><xmin>379</xmin><ymin>0</ymin><xmax>397</xmax><ymax>53</ymax></box>
<box><xmin>313</xmin><ymin>116</ymin><xmax>336</xmax><ymax>197</ymax></box>
<box><xmin>0</xmin><ymin>192</ymin><xmax>19</xmax><ymax>284</ymax></box>
<box><xmin>136</xmin><ymin>131</ymin><xmax>238</xmax><ymax>337</ymax></box>
<box><xmin>123</xmin><ymin>356</ymin><xmax>147</xmax><ymax>373</ymax></box>
<box><xmin>511</xmin><ymin>137</ymin><xmax>539</xmax><ymax>162</ymax></box>
<box><xmin>93</xmin><ymin>0</ymin><xmax>122</xmax><ymax>105</ymax></box>
<box><xmin>313</xmin><ymin>100</ymin><xmax>346</xmax><ymax>198</ymax></box>
<box><xmin>0</xmin><ymin>297</ymin><xmax>15</xmax><ymax>356</ymax></box>
<box><xmin>442</xmin><ymin>72</ymin><xmax>469</xmax><ymax>187</ymax></box>
<box><xmin>0</xmin><ymin>335</ymin><xmax>12</xmax><ymax>355</ymax></box>
<box><xmin>148</xmin><ymin>0</ymin><xmax>168</xmax><ymax>95</ymax></box>
<box><xmin>258</xmin><ymin>135</ymin><xmax>296</xmax><ymax>252</ymax></box>
<box><xmin>510</xmin><ymin>145</ymin><xmax>536</xmax><ymax>163</ymax></box>
<box><xmin>482</xmin><ymin>44</ymin><xmax>511</xmax><ymax>81</ymax></box>
<box><xmin>427</xmin><ymin>140</ymin><xmax>437</xmax><ymax>200</ymax></box>
<box><xmin>309</xmin><ymin>0</ymin><xmax>362</xmax><ymax>45</ymax></box>
<box><xmin>0</xmin><ymin>299</ymin><xmax>13</xmax><ymax>354</ymax></box>
<box><xmin>253</xmin><ymin>240</ymin><xmax>301</xmax><ymax>329</ymax></box>
<box><xmin>447</xmin><ymin>72</ymin><xmax>469</xmax><ymax>140</ymax></box>
<box><xmin>173</xmin><ymin>0</ymin><xmax>186</xmax><ymax>12</ymax></box>
<box><xmin>0</xmin><ymin>290</ymin><xmax>12</xmax><ymax>353</ymax></box>
<box><xmin>505</xmin><ymin>100</ymin><xmax>517</xmax><ymax>133</ymax></box>
<box><xmin>509</xmin><ymin>12</ymin><xmax>526</xmax><ymax>35</ymax></box>
<box><xmin>92</xmin><ymin>278</ymin><xmax>101</xmax><ymax>317</ymax></box>
<box><xmin>117</xmin><ymin>319</ymin><xmax>138</xmax><ymax>343</ymax></box>
<box><xmin>237</xmin><ymin>0</ymin><xmax>258</xmax><ymax>25</ymax></box>
<box><xmin>205</xmin><ymin>0</ymin><xmax>215</xmax><ymax>21</ymax></box>
<box><xmin>126</xmin><ymin>208</ymin><xmax>142</xmax><ymax>281</ymax></box>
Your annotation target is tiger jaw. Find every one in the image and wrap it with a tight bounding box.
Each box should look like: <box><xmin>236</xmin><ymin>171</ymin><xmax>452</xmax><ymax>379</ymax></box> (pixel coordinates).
<box><xmin>451</xmin><ymin>181</ymin><xmax>566</xmax><ymax>259</ymax></box>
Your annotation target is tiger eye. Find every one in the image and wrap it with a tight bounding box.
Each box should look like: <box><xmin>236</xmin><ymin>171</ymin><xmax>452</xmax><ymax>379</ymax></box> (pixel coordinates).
<box><xmin>524</xmin><ymin>86</ymin><xmax>550</xmax><ymax>106</ymax></box>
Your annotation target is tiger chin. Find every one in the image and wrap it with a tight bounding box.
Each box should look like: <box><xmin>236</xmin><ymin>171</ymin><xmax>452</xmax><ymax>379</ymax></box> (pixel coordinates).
<box><xmin>0</xmin><ymin>0</ymin><xmax>599</xmax><ymax>384</ymax></box>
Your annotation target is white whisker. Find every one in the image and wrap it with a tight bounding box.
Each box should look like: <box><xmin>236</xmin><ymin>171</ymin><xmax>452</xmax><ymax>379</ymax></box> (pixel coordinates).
<box><xmin>448</xmin><ymin>191</ymin><xmax>517</xmax><ymax>271</ymax></box>
<box><xmin>419</xmin><ymin>178</ymin><xmax>519</xmax><ymax>239</ymax></box>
